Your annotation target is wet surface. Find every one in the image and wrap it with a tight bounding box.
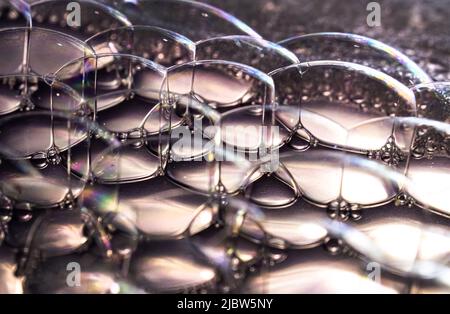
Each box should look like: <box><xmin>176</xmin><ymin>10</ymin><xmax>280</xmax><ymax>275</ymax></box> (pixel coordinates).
<box><xmin>0</xmin><ymin>0</ymin><xmax>448</xmax><ymax>294</ymax></box>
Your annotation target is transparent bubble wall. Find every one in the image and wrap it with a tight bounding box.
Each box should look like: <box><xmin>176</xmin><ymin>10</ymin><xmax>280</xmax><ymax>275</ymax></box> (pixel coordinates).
<box><xmin>0</xmin><ymin>0</ymin><xmax>449</xmax><ymax>294</ymax></box>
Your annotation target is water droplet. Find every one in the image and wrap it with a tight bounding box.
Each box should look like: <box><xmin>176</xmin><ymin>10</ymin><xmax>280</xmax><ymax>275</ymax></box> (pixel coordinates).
<box><xmin>245</xmin><ymin>171</ymin><xmax>299</xmax><ymax>208</ymax></box>
<box><xmin>31</xmin><ymin>152</ymin><xmax>48</xmax><ymax>169</ymax></box>
<box><xmin>289</xmin><ymin>132</ymin><xmax>311</xmax><ymax>151</ymax></box>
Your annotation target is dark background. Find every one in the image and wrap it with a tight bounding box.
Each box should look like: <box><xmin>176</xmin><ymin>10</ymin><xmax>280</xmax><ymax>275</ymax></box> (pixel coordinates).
<box><xmin>200</xmin><ymin>0</ymin><xmax>450</xmax><ymax>81</ymax></box>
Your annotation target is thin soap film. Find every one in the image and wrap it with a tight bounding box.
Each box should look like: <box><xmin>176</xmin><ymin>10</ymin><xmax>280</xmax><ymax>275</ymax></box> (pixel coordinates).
<box><xmin>0</xmin><ymin>0</ymin><xmax>449</xmax><ymax>295</ymax></box>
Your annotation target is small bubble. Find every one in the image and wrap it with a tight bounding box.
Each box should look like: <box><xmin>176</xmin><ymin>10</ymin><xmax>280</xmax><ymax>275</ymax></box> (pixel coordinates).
<box><xmin>31</xmin><ymin>152</ymin><xmax>48</xmax><ymax>169</ymax></box>
<box><xmin>324</xmin><ymin>237</ymin><xmax>343</xmax><ymax>255</ymax></box>
<box><xmin>47</xmin><ymin>147</ymin><xmax>61</xmax><ymax>165</ymax></box>
<box><xmin>18</xmin><ymin>211</ymin><xmax>33</xmax><ymax>222</ymax></box>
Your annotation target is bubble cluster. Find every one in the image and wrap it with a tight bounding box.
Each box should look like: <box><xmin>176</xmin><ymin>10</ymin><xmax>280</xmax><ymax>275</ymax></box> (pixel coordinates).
<box><xmin>0</xmin><ymin>0</ymin><xmax>449</xmax><ymax>294</ymax></box>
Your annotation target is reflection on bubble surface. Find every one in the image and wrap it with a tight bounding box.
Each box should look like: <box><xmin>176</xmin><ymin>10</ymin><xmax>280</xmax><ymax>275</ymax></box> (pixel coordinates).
<box><xmin>0</xmin><ymin>0</ymin><xmax>448</xmax><ymax>295</ymax></box>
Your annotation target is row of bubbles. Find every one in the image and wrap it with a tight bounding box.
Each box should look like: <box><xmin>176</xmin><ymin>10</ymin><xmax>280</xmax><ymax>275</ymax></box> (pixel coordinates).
<box><xmin>0</xmin><ymin>0</ymin><xmax>449</xmax><ymax>294</ymax></box>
